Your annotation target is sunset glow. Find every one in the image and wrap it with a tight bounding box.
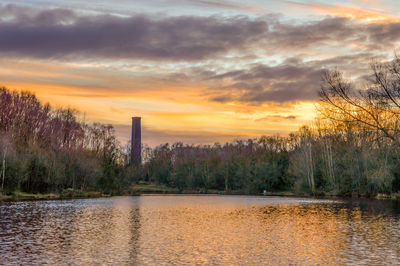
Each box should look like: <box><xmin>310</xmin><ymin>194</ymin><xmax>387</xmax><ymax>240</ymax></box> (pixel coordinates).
<box><xmin>1</xmin><ymin>0</ymin><xmax>400</xmax><ymax>146</ymax></box>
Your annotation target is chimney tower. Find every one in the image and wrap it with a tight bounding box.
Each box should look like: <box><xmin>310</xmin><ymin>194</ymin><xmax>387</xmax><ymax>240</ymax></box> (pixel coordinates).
<box><xmin>131</xmin><ymin>117</ymin><xmax>141</xmax><ymax>166</ymax></box>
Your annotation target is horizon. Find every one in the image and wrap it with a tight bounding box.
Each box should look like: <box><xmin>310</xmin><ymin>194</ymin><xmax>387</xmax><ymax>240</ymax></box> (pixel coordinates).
<box><xmin>1</xmin><ymin>0</ymin><xmax>400</xmax><ymax>146</ymax></box>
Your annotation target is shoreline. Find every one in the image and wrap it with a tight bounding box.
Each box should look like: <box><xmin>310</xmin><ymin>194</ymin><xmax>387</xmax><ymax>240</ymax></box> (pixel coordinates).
<box><xmin>0</xmin><ymin>190</ymin><xmax>106</xmax><ymax>202</ymax></box>
<box><xmin>1</xmin><ymin>186</ymin><xmax>400</xmax><ymax>202</ymax></box>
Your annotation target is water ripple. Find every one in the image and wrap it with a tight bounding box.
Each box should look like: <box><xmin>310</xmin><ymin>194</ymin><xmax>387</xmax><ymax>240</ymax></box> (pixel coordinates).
<box><xmin>1</xmin><ymin>196</ymin><xmax>400</xmax><ymax>265</ymax></box>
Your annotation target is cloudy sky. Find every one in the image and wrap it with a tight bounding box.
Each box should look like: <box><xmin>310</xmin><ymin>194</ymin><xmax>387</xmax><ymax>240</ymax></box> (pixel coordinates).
<box><xmin>1</xmin><ymin>0</ymin><xmax>399</xmax><ymax>146</ymax></box>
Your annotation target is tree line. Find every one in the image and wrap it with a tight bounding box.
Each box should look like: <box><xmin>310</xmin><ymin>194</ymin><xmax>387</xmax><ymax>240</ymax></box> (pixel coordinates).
<box><xmin>137</xmin><ymin>56</ymin><xmax>400</xmax><ymax>196</ymax></box>
<box><xmin>0</xmin><ymin>88</ymin><xmax>127</xmax><ymax>194</ymax></box>
<box><xmin>2</xmin><ymin>56</ymin><xmax>400</xmax><ymax>196</ymax></box>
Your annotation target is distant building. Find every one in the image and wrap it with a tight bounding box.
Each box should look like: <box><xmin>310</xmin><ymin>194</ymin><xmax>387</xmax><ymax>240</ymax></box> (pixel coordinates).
<box><xmin>131</xmin><ymin>117</ymin><xmax>141</xmax><ymax>166</ymax></box>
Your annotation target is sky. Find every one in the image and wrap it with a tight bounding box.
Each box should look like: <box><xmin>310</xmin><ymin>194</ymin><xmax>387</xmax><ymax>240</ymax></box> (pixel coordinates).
<box><xmin>1</xmin><ymin>0</ymin><xmax>400</xmax><ymax>146</ymax></box>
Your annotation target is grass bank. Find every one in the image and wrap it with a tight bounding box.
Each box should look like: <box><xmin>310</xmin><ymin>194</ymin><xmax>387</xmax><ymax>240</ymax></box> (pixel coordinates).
<box><xmin>127</xmin><ymin>184</ymin><xmax>180</xmax><ymax>194</ymax></box>
<box><xmin>376</xmin><ymin>193</ymin><xmax>400</xmax><ymax>200</ymax></box>
<box><xmin>127</xmin><ymin>184</ymin><xmax>299</xmax><ymax>196</ymax></box>
<box><xmin>2</xmin><ymin>184</ymin><xmax>400</xmax><ymax>202</ymax></box>
<box><xmin>0</xmin><ymin>189</ymin><xmax>103</xmax><ymax>201</ymax></box>
<box><xmin>127</xmin><ymin>184</ymin><xmax>251</xmax><ymax>195</ymax></box>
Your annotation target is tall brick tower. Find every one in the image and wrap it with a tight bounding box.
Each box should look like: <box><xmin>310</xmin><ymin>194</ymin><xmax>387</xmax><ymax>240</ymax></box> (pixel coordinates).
<box><xmin>131</xmin><ymin>117</ymin><xmax>141</xmax><ymax>166</ymax></box>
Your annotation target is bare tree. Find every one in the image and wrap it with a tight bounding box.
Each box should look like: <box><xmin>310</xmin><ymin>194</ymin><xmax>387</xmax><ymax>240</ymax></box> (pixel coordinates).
<box><xmin>319</xmin><ymin>56</ymin><xmax>400</xmax><ymax>143</ymax></box>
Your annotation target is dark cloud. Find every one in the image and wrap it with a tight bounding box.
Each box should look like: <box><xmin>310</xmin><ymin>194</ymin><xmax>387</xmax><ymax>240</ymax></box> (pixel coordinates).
<box><xmin>207</xmin><ymin>62</ymin><xmax>323</xmax><ymax>103</ymax></box>
<box><xmin>1</xmin><ymin>4</ymin><xmax>400</xmax><ymax>61</ymax></box>
<box><xmin>267</xmin><ymin>16</ymin><xmax>400</xmax><ymax>52</ymax></box>
<box><xmin>203</xmin><ymin>53</ymin><xmax>382</xmax><ymax>104</ymax></box>
<box><xmin>1</xmin><ymin>4</ymin><xmax>398</xmax><ymax>106</ymax></box>
<box><xmin>267</xmin><ymin>16</ymin><xmax>364</xmax><ymax>49</ymax></box>
<box><xmin>0</xmin><ymin>4</ymin><xmax>268</xmax><ymax>60</ymax></box>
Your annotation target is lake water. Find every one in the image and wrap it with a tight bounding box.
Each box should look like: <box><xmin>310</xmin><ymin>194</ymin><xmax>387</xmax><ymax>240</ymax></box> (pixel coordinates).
<box><xmin>1</xmin><ymin>195</ymin><xmax>400</xmax><ymax>265</ymax></box>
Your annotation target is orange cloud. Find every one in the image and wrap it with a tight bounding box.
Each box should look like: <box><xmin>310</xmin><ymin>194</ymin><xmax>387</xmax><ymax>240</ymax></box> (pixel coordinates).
<box><xmin>289</xmin><ymin>1</ymin><xmax>400</xmax><ymax>23</ymax></box>
<box><xmin>0</xmin><ymin>77</ymin><xmax>313</xmax><ymax>145</ymax></box>
<box><xmin>0</xmin><ymin>57</ymin><xmax>320</xmax><ymax>145</ymax></box>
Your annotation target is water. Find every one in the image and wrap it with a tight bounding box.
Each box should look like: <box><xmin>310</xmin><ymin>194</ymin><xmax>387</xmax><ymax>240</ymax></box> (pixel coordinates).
<box><xmin>1</xmin><ymin>195</ymin><xmax>400</xmax><ymax>265</ymax></box>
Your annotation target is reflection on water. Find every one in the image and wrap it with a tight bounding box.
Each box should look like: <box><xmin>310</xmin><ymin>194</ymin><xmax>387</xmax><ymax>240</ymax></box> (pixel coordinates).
<box><xmin>1</xmin><ymin>196</ymin><xmax>400</xmax><ymax>264</ymax></box>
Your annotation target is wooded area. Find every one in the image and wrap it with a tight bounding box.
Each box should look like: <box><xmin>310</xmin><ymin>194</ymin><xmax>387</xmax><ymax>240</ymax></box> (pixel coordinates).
<box><xmin>2</xmin><ymin>56</ymin><xmax>400</xmax><ymax>197</ymax></box>
<box><xmin>0</xmin><ymin>88</ymin><xmax>126</xmax><ymax>194</ymax></box>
